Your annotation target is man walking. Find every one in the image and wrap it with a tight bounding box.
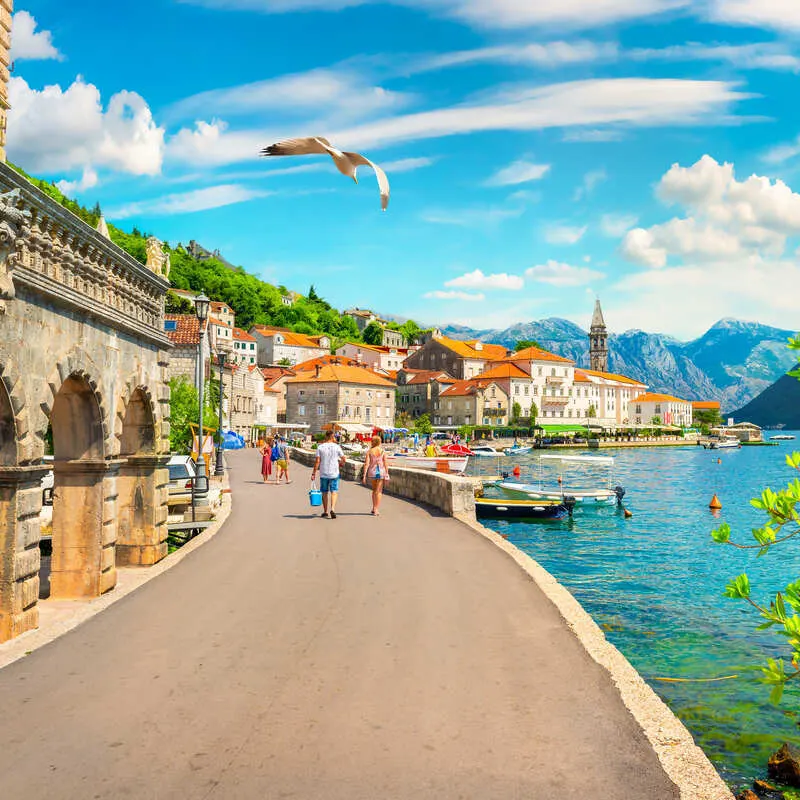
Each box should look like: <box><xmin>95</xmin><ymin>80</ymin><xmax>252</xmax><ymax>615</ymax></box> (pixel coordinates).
<box><xmin>311</xmin><ymin>430</ymin><xmax>346</xmax><ymax>519</ymax></box>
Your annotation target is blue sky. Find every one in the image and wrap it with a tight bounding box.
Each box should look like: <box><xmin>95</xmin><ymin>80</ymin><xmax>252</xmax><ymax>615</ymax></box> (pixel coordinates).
<box><xmin>9</xmin><ymin>0</ymin><xmax>800</xmax><ymax>338</ymax></box>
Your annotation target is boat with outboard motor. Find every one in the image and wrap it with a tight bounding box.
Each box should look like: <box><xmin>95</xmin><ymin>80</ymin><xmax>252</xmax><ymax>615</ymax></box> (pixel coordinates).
<box><xmin>702</xmin><ymin>437</ymin><xmax>741</xmax><ymax>450</ymax></box>
<box><xmin>475</xmin><ymin>495</ymin><xmax>575</xmax><ymax>520</ymax></box>
<box><xmin>471</xmin><ymin>444</ymin><xmax>504</xmax><ymax>458</ymax></box>
<box><xmin>493</xmin><ymin>453</ymin><xmax>625</xmax><ymax>507</ymax></box>
<box><xmin>504</xmin><ymin>445</ymin><xmax>533</xmax><ymax>456</ymax></box>
<box><xmin>388</xmin><ymin>453</ymin><xmax>469</xmax><ymax>473</ymax></box>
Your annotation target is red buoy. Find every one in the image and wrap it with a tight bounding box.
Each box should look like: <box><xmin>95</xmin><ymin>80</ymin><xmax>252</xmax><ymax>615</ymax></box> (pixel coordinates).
<box><xmin>513</xmin><ymin>465</ymin><xmax>521</xmax><ymax>477</ymax></box>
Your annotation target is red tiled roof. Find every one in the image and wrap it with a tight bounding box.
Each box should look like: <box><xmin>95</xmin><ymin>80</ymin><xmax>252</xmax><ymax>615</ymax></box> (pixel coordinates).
<box><xmin>440</xmin><ymin>379</ymin><xmax>498</xmax><ymax>397</ymax></box>
<box><xmin>506</xmin><ymin>346</ymin><xmax>573</xmax><ymax>364</ymax></box>
<box><xmin>633</xmin><ymin>392</ymin><xmax>689</xmax><ymax>404</ymax></box>
<box><xmin>233</xmin><ymin>327</ymin><xmax>256</xmax><ymax>342</ymax></box>
<box><xmin>165</xmin><ymin>314</ymin><xmax>200</xmax><ymax>346</ymax></box>
<box><xmin>434</xmin><ymin>335</ymin><xmax>508</xmax><ymax>361</ymax></box>
<box><xmin>476</xmin><ymin>362</ymin><xmax>530</xmax><ymax>380</ymax></box>
<box><xmin>582</xmin><ymin>368</ymin><xmax>646</xmax><ymax>386</ymax></box>
<box><xmin>287</xmin><ymin>364</ymin><xmax>395</xmax><ymax>387</ymax></box>
<box><xmin>210</xmin><ymin>301</ymin><xmax>232</xmax><ymax>312</ymax></box>
<box><xmin>251</xmin><ymin>325</ymin><xmax>328</xmax><ymax>349</ymax></box>
<box><xmin>402</xmin><ymin>369</ymin><xmax>456</xmax><ymax>385</ymax></box>
<box><xmin>692</xmin><ymin>401</ymin><xmax>721</xmax><ymax>410</ymax></box>
<box><xmin>209</xmin><ymin>316</ymin><xmax>232</xmax><ymax>329</ymax></box>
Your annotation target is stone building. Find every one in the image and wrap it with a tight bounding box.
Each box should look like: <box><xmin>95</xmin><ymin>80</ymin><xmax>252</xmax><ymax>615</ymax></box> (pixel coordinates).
<box><xmin>396</xmin><ymin>369</ymin><xmax>455</xmax><ymax>420</ymax></box>
<box><xmin>262</xmin><ymin>366</ymin><xmax>296</xmax><ymax>422</ymax></box>
<box><xmin>285</xmin><ymin>364</ymin><xmax>396</xmax><ymax>433</ymax></box>
<box><xmin>228</xmin><ymin>364</ymin><xmax>255</xmax><ymax>441</ymax></box>
<box><xmin>336</xmin><ymin>342</ymin><xmax>410</xmax><ymax>373</ymax></box>
<box><xmin>630</xmin><ymin>393</ymin><xmax>692</xmax><ymax>427</ymax></box>
<box><xmin>231</xmin><ymin>327</ymin><xmax>257</xmax><ymax>367</ymax></box>
<box><xmin>403</xmin><ymin>334</ymin><xmax>508</xmax><ymax>379</ymax></box>
<box><xmin>164</xmin><ymin>314</ymin><xmax>208</xmax><ymax>388</ymax></box>
<box><xmin>435</xmin><ymin>380</ymin><xmax>509</xmax><ymax>428</ymax></box>
<box><xmin>344</xmin><ymin>308</ymin><xmax>407</xmax><ymax>347</ymax></box>
<box><xmin>249</xmin><ymin>325</ymin><xmax>330</xmax><ymax>366</ymax></box>
<box><xmin>251</xmin><ymin>366</ymin><xmax>280</xmax><ymax>433</ymax></box>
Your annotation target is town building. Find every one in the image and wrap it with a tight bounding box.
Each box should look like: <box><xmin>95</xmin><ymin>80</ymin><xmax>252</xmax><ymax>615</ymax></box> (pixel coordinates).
<box><xmin>589</xmin><ymin>298</ymin><xmax>609</xmax><ymax>373</ymax></box>
<box><xmin>210</xmin><ymin>300</ymin><xmax>235</xmax><ymax>329</ymax></box>
<box><xmin>249</xmin><ymin>325</ymin><xmax>331</xmax><ymax>366</ymax></box>
<box><xmin>231</xmin><ymin>327</ymin><xmax>258</xmax><ymax>366</ymax></box>
<box><xmin>722</xmin><ymin>421</ymin><xmax>763</xmax><ymax>442</ymax></box>
<box><xmin>579</xmin><ymin>369</ymin><xmax>648</xmax><ymax>426</ymax></box>
<box><xmin>336</xmin><ymin>342</ymin><xmax>410</xmax><ymax>373</ymax></box>
<box><xmin>344</xmin><ymin>308</ymin><xmax>408</xmax><ymax>347</ymax></box>
<box><xmin>164</xmin><ymin>314</ymin><xmax>209</xmax><ymax>391</ymax></box>
<box><xmin>396</xmin><ymin>370</ymin><xmax>456</xmax><ymax>420</ymax></box>
<box><xmin>435</xmin><ymin>379</ymin><xmax>509</xmax><ymax>428</ymax></box>
<box><xmin>473</xmin><ymin>362</ymin><xmax>535</xmax><ymax>422</ymax></box>
<box><xmin>285</xmin><ymin>363</ymin><xmax>396</xmax><ymax>433</ymax></box>
<box><xmin>228</xmin><ymin>364</ymin><xmax>256</xmax><ymax>441</ymax></box>
<box><xmin>404</xmin><ymin>333</ymin><xmax>508</xmax><ymax>379</ymax></box>
<box><xmin>249</xmin><ymin>365</ymin><xmax>280</xmax><ymax>434</ymax></box>
<box><xmin>692</xmin><ymin>400</ymin><xmax>722</xmax><ymax>424</ymax></box>
<box><xmin>280</xmin><ymin>291</ymin><xmax>302</xmax><ymax>307</ymax></box>
<box><xmin>208</xmin><ymin>314</ymin><xmax>233</xmax><ymax>354</ymax></box>
<box><xmin>629</xmin><ymin>393</ymin><xmax>693</xmax><ymax>427</ymax></box>
<box><xmin>262</xmin><ymin>366</ymin><xmax>296</xmax><ymax>423</ymax></box>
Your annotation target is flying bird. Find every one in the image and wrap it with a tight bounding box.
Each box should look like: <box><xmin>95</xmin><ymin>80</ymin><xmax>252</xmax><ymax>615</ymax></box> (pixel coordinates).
<box><xmin>260</xmin><ymin>137</ymin><xmax>390</xmax><ymax>211</ymax></box>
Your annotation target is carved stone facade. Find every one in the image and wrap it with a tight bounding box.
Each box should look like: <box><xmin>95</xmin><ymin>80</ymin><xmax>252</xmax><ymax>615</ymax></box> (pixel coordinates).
<box><xmin>0</xmin><ymin>161</ymin><xmax>172</xmax><ymax>643</ymax></box>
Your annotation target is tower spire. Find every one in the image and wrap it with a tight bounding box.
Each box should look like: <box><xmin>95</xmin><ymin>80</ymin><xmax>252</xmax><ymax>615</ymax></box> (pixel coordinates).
<box><xmin>589</xmin><ymin>298</ymin><xmax>609</xmax><ymax>373</ymax></box>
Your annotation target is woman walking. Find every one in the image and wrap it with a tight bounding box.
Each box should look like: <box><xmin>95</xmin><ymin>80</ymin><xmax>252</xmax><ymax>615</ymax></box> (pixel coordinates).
<box><xmin>259</xmin><ymin>439</ymin><xmax>272</xmax><ymax>483</ymax></box>
<box><xmin>362</xmin><ymin>435</ymin><xmax>390</xmax><ymax>516</ymax></box>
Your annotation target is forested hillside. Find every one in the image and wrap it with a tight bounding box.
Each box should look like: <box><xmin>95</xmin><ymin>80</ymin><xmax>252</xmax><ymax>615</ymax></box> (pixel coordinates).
<box><xmin>10</xmin><ymin>164</ymin><xmax>423</xmax><ymax>347</ymax></box>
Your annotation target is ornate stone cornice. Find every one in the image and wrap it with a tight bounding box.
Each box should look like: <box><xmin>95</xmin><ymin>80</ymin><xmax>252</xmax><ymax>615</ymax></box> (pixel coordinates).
<box><xmin>0</xmin><ymin>162</ymin><xmax>171</xmax><ymax>348</ymax></box>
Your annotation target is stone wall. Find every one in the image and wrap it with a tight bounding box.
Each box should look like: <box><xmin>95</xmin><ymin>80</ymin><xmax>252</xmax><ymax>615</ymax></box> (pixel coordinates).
<box><xmin>289</xmin><ymin>447</ymin><xmax>476</xmax><ymax>518</ymax></box>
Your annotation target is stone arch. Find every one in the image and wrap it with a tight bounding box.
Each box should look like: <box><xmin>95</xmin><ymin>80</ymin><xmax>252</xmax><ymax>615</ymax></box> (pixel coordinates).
<box><xmin>40</xmin><ymin>347</ymin><xmax>113</xmax><ymax>460</ymax></box>
<box><xmin>0</xmin><ymin>357</ymin><xmax>32</xmax><ymax>465</ymax></box>
<box><xmin>115</xmin><ymin>378</ymin><xmax>159</xmax><ymax>457</ymax></box>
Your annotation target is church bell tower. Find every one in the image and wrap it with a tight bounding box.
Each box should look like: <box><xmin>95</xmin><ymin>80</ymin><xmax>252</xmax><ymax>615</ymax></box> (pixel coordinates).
<box><xmin>589</xmin><ymin>299</ymin><xmax>608</xmax><ymax>373</ymax></box>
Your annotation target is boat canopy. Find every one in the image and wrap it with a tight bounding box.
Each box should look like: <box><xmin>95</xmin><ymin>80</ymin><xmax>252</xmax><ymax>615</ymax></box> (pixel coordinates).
<box><xmin>324</xmin><ymin>422</ymin><xmax>373</xmax><ymax>433</ymax></box>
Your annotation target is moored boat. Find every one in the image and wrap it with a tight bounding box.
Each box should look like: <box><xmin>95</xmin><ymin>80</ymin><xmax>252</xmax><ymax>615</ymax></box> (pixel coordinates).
<box><xmin>388</xmin><ymin>454</ymin><xmax>469</xmax><ymax>473</ymax></box>
<box><xmin>704</xmin><ymin>437</ymin><xmax>741</xmax><ymax>450</ymax></box>
<box><xmin>475</xmin><ymin>496</ymin><xmax>574</xmax><ymax>520</ymax></box>
<box><xmin>495</xmin><ymin>482</ymin><xmax>622</xmax><ymax>505</ymax></box>
<box><xmin>504</xmin><ymin>445</ymin><xmax>532</xmax><ymax>456</ymax></box>
<box><xmin>471</xmin><ymin>444</ymin><xmax>503</xmax><ymax>457</ymax></box>
<box><xmin>770</xmin><ymin>434</ymin><xmax>796</xmax><ymax>441</ymax></box>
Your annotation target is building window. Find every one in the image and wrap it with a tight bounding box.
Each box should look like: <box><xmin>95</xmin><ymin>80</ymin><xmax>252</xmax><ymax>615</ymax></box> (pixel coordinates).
<box><xmin>299</xmin><ymin>390</ymin><xmax>305</xmax><ymax>396</ymax></box>
<box><xmin>533</xmin><ymin>387</ymin><xmax>538</xmax><ymax>396</ymax></box>
<box><xmin>298</xmin><ymin>405</ymin><xmax>305</xmax><ymax>416</ymax></box>
<box><xmin>317</xmin><ymin>405</ymin><xmax>324</xmax><ymax>415</ymax></box>
<box><xmin>524</xmin><ymin>385</ymin><xmax>529</xmax><ymax>395</ymax></box>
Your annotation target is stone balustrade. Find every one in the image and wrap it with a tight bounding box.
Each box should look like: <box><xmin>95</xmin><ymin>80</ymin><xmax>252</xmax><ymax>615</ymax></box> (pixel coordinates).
<box><xmin>289</xmin><ymin>447</ymin><xmax>476</xmax><ymax>519</ymax></box>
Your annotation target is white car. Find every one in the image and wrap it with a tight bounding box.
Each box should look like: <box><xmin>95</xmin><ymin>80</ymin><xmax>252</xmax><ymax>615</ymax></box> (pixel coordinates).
<box><xmin>167</xmin><ymin>455</ymin><xmax>208</xmax><ymax>501</ymax></box>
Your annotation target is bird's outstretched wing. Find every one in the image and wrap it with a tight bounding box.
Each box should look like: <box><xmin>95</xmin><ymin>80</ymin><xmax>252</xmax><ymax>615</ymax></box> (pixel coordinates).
<box><xmin>344</xmin><ymin>152</ymin><xmax>390</xmax><ymax>211</ymax></box>
<box><xmin>260</xmin><ymin>137</ymin><xmax>335</xmax><ymax>157</ymax></box>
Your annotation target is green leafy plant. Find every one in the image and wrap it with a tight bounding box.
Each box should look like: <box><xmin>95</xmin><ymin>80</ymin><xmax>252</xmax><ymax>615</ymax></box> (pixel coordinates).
<box><xmin>414</xmin><ymin>413</ymin><xmax>434</xmax><ymax>435</ymax></box>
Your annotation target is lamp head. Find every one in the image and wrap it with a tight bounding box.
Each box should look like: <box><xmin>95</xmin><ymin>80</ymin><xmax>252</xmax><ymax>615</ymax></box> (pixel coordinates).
<box><xmin>195</xmin><ymin>293</ymin><xmax>211</xmax><ymax>323</ymax></box>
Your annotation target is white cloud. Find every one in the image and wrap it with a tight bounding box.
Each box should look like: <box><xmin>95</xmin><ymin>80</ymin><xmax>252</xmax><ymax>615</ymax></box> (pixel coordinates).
<box><xmin>10</xmin><ymin>11</ymin><xmax>63</xmax><ymax>61</ymax></box>
<box><xmin>421</xmin><ymin>207</ymin><xmax>523</xmax><ymax>227</ymax></box>
<box><xmin>525</xmin><ymin>260</ymin><xmax>604</xmax><ymax>286</ymax></box>
<box><xmin>601</xmin><ymin>213</ymin><xmax>639</xmax><ymax>237</ymax></box>
<box><xmin>167</xmin><ymin>119</ymin><xmax>265</xmax><ymax>167</ymax></box>
<box><xmin>544</xmin><ymin>223</ymin><xmax>587</xmax><ymax>244</ymax></box>
<box><xmin>486</xmin><ymin>160</ymin><xmax>550</xmax><ymax>187</ymax></box>
<box><xmin>708</xmin><ymin>0</ymin><xmax>800</xmax><ymax>31</ymax></box>
<box><xmin>182</xmin><ymin>0</ymin><xmax>688</xmax><ymax>30</ymax></box>
<box><xmin>631</xmin><ymin>41</ymin><xmax>800</xmax><ymax>72</ymax></box>
<box><xmin>763</xmin><ymin>136</ymin><xmax>800</xmax><ymax>165</ymax></box>
<box><xmin>168</xmin><ymin>68</ymin><xmax>410</xmax><ymax>122</ymax></box>
<box><xmin>381</xmin><ymin>156</ymin><xmax>435</xmax><ymax>172</ymax></box>
<box><xmin>56</xmin><ymin>168</ymin><xmax>98</xmax><ymax>195</ymax></box>
<box><xmin>423</xmin><ymin>290</ymin><xmax>485</xmax><ymax>301</ymax></box>
<box><xmin>107</xmin><ymin>185</ymin><xmax>271</xmax><ymax>219</ymax></box>
<box><xmin>562</xmin><ymin>129</ymin><xmax>625</xmax><ymax>142</ymax></box>
<box><xmin>445</xmin><ymin>269</ymin><xmax>524</xmax><ymax>290</ymax></box>
<box><xmin>573</xmin><ymin>168</ymin><xmax>606</xmax><ymax>201</ymax></box>
<box><xmin>8</xmin><ymin>77</ymin><xmax>164</xmax><ymax>176</ymax></box>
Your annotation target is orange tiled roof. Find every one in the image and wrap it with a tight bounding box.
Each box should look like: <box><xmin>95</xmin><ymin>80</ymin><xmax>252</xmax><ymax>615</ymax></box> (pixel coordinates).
<box><xmin>506</xmin><ymin>346</ymin><xmax>573</xmax><ymax>364</ymax></box>
<box><xmin>287</xmin><ymin>364</ymin><xmax>395</xmax><ymax>387</ymax></box>
<box><xmin>476</xmin><ymin>362</ymin><xmax>530</xmax><ymax>380</ymax></box>
<box><xmin>692</xmin><ymin>400</ymin><xmax>721</xmax><ymax>410</ymax></box>
<box><xmin>210</xmin><ymin>301</ymin><xmax>232</xmax><ymax>312</ymax></box>
<box><xmin>233</xmin><ymin>327</ymin><xmax>256</xmax><ymax>342</ymax></box>
<box><xmin>209</xmin><ymin>316</ymin><xmax>232</xmax><ymax>329</ymax></box>
<box><xmin>633</xmin><ymin>392</ymin><xmax>689</xmax><ymax>404</ymax></box>
<box><xmin>403</xmin><ymin>369</ymin><xmax>456</xmax><ymax>385</ymax></box>
<box><xmin>261</xmin><ymin>366</ymin><xmax>295</xmax><ymax>385</ymax></box>
<box><xmin>440</xmin><ymin>379</ymin><xmax>498</xmax><ymax>397</ymax></box>
<box><xmin>251</xmin><ymin>325</ymin><xmax>327</xmax><ymax>349</ymax></box>
<box><xmin>294</xmin><ymin>355</ymin><xmax>361</xmax><ymax>371</ymax></box>
<box><xmin>435</xmin><ymin>335</ymin><xmax>508</xmax><ymax>361</ymax></box>
<box><xmin>165</xmin><ymin>314</ymin><xmax>200</xmax><ymax>345</ymax></box>
<box><xmin>573</xmin><ymin>369</ymin><xmax>592</xmax><ymax>384</ymax></box>
<box><xmin>582</xmin><ymin>368</ymin><xmax>646</xmax><ymax>386</ymax></box>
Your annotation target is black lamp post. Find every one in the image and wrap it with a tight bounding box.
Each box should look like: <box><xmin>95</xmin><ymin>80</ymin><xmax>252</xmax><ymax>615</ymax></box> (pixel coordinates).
<box><xmin>194</xmin><ymin>293</ymin><xmax>210</xmax><ymax>494</ymax></box>
<box><xmin>214</xmin><ymin>351</ymin><xmax>226</xmax><ymax>476</ymax></box>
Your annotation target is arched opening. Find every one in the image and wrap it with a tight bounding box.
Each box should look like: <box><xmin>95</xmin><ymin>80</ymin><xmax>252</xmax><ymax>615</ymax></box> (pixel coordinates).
<box><xmin>47</xmin><ymin>373</ymin><xmax>109</xmax><ymax>599</ymax></box>
<box><xmin>0</xmin><ymin>378</ymin><xmax>19</xmax><ymax>640</ymax></box>
<box><xmin>0</xmin><ymin>378</ymin><xmax>15</xmax><ymax>466</ymax></box>
<box><xmin>117</xmin><ymin>388</ymin><xmax>166</xmax><ymax>566</ymax></box>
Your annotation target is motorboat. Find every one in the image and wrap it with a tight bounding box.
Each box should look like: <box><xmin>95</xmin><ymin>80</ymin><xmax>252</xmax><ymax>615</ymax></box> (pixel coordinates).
<box><xmin>388</xmin><ymin>454</ymin><xmax>469</xmax><ymax>473</ymax></box>
<box><xmin>704</xmin><ymin>437</ymin><xmax>741</xmax><ymax>450</ymax></box>
<box><xmin>770</xmin><ymin>434</ymin><xmax>796</xmax><ymax>441</ymax></box>
<box><xmin>475</xmin><ymin>496</ymin><xmax>574</xmax><ymax>520</ymax></box>
<box><xmin>440</xmin><ymin>443</ymin><xmax>475</xmax><ymax>456</ymax></box>
<box><xmin>504</xmin><ymin>445</ymin><xmax>532</xmax><ymax>456</ymax></box>
<box><xmin>494</xmin><ymin>454</ymin><xmax>625</xmax><ymax>507</ymax></box>
<box><xmin>471</xmin><ymin>444</ymin><xmax>504</xmax><ymax>458</ymax></box>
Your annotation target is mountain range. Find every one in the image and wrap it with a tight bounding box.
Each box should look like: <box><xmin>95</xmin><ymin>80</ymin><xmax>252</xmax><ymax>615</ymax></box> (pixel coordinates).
<box><xmin>440</xmin><ymin>318</ymin><xmax>797</xmax><ymax>413</ymax></box>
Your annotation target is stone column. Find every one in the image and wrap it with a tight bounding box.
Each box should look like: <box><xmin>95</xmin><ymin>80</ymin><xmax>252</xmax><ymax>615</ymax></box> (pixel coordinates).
<box><xmin>0</xmin><ymin>465</ymin><xmax>47</xmax><ymax>643</ymax></box>
<box><xmin>0</xmin><ymin>1</ymin><xmax>12</xmax><ymax>162</ymax></box>
<box><xmin>50</xmin><ymin>459</ymin><xmax>119</xmax><ymax>599</ymax></box>
<box><xmin>116</xmin><ymin>455</ymin><xmax>169</xmax><ymax>566</ymax></box>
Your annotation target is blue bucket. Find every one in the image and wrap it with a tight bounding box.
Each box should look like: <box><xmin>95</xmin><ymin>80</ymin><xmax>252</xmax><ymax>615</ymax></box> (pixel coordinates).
<box><xmin>309</xmin><ymin>487</ymin><xmax>323</xmax><ymax>507</ymax></box>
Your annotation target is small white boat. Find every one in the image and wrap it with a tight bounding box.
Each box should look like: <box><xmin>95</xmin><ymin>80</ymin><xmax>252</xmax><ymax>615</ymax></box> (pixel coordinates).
<box><xmin>496</xmin><ymin>481</ymin><xmax>621</xmax><ymax>505</ymax></box>
<box><xmin>471</xmin><ymin>445</ymin><xmax>504</xmax><ymax>458</ymax></box>
<box><xmin>706</xmin><ymin>437</ymin><xmax>741</xmax><ymax>450</ymax></box>
<box><xmin>388</xmin><ymin>454</ymin><xmax>469</xmax><ymax>473</ymax></box>
<box><xmin>505</xmin><ymin>445</ymin><xmax>532</xmax><ymax>456</ymax></box>
<box><xmin>770</xmin><ymin>434</ymin><xmax>796</xmax><ymax>441</ymax></box>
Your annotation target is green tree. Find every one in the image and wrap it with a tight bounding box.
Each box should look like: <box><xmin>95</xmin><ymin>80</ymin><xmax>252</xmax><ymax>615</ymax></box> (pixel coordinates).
<box><xmin>395</xmin><ymin>410</ymin><xmax>413</xmax><ymax>429</ymax></box>
<box><xmin>165</xmin><ymin>291</ymin><xmax>194</xmax><ymax>314</ymax></box>
<box><xmin>363</xmin><ymin>321</ymin><xmax>385</xmax><ymax>346</ymax></box>
<box><xmin>414</xmin><ymin>413</ymin><xmax>434</xmax><ymax>435</ymax></box>
<box><xmin>712</xmin><ymin>334</ymin><xmax>800</xmax><ymax>703</ymax></box>
<box><xmin>514</xmin><ymin>339</ymin><xmax>541</xmax><ymax>352</ymax></box>
<box><xmin>512</xmin><ymin>402</ymin><xmax>522</xmax><ymax>424</ymax></box>
<box><xmin>529</xmin><ymin>402</ymin><xmax>538</xmax><ymax>429</ymax></box>
<box><xmin>587</xmin><ymin>404</ymin><xmax>597</xmax><ymax>419</ymax></box>
<box><xmin>168</xmin><ymin>376</ymin><xmax>217</xmax><ymax>453</ymax></box>
<box><xmin>694</xmin><ymin>408</ymin><xmax>723</xmax><ymax>428</ymax></box>
<box><xmin>651</xmin><ymin>415</ymin><xmax>662</xmax><ymax>426</ymax></box>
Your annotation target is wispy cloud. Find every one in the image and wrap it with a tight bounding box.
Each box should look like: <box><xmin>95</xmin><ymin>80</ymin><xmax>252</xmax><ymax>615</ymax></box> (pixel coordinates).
<box><xmin>421</xmin><ymin>206</ymin><xmax>523</xmax><ymax>227</ymax></box>
<box><xmin>526</xmin><ymin>260</ymin><xmax>604</xmax><ymax>286</ymax></box>
<box><xmin>107</xmin><ymin>184</ymin><xmax>271</xmax><ymax>219</ymax></box>
<box><xmin>423</xmin><ymin>289</ymin><xmax>485</xmax><ymax>302</ymax></box>
<box><xmin>631</xmin><ymin>41</ymin><xmax>800</xmax><ymax>72</ymax></box>
<box><xmin>600</xmin><ymin>212</ymin><xmax>639</xmax><ymax>237</ymax></box>
<box><xmin>762</xmin><ymin>136</ymin><xmax>800</xmax><ymax>165</ymax></box>
<box><xmin>573</xmin><ymin>168</ymin><xmax>607</xmax><ymax>201</ymax></box>
<box><xmin>544</xmin><ymin>223</ymin><xmax>587</xmax><ymax>245</ymax></box>
<box><xmin>445</xmin><ymin>269</ymin><xmax>524</xmax><ymax>290</ymax></box>
<box><xmin>708</xmin><ymin>0</ymin><xmax>800</xmax><ymax>33</ymax></box>
<box><xmin>485</xmin><ymin>160</ymin><xmax>550</xmax><ymax>187</ymax></box>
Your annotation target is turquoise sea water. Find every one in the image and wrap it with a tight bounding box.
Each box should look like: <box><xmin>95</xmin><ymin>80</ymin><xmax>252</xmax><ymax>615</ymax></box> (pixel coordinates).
<box><xmin>472</xmin><ymin>439</ymin><xmax>800</xmax><ymax>789</ymax></box>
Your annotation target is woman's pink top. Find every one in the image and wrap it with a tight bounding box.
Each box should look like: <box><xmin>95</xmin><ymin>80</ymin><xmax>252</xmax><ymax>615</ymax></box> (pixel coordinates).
<box><xmin>366</xmin><ymin>448</ymin><xmax>387</xmax><ymax>478</ymax></box>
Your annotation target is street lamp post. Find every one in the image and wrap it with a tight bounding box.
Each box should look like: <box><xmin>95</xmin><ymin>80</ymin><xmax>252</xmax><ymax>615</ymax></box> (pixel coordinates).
<box><xmin>194</xmin><ymin>294</ymin><xmax>210</xmax><ymax>503</ymax></box>
<box><xmin>214</xmin><ymin>351</ymin><xmax>226</xmax><ymax>476</ymax></box>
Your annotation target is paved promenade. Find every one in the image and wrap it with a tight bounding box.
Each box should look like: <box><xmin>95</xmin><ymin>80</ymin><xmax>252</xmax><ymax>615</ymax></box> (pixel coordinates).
<box><xmin>0</xmin><ymin>450</ymin><xmax>679</xmax><ymax>799</ymax></box>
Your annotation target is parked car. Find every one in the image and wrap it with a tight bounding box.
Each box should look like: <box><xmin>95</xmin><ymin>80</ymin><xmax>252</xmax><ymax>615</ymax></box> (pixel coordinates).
<box><xmin>167</xmin><ymin>455</ymin><xmax>208</xmax><ymax>502</ymax></box>
<box><xmin>41</xmin><ymin>455</ymin><xmax>54</xmax><ymax>505</ymax></box>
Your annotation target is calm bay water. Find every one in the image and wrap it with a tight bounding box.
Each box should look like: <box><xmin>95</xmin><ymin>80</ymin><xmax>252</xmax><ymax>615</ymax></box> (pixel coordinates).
<box><xmin>473</xmin><ymin>438</ymin><xmax>800</xmax><ymax>788</ymax></box>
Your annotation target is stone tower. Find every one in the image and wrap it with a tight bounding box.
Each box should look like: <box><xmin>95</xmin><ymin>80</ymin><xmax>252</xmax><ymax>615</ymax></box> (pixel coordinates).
<box><xmin>589</xmin><ymin>298</ymin><xmax>609</xmax><ymax>373</ymax></box>
<box><xmin>0</xmin><ymin>0</ymin><xmax>12</xmax><ymax>162</ymax></box>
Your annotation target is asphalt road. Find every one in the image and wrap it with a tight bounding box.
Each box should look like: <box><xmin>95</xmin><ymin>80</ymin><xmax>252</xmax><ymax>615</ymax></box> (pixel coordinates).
<box><xmin>0</xmin><ymin>449</ymin><xmax>679</xmax><ymax>799</ymax></box>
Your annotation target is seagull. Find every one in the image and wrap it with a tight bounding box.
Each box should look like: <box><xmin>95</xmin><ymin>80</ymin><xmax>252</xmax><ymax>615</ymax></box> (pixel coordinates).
<box><xmin>260</xmin><ymin>137</ymin><xmax>390</xmax><ymax>211</ymax></box>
